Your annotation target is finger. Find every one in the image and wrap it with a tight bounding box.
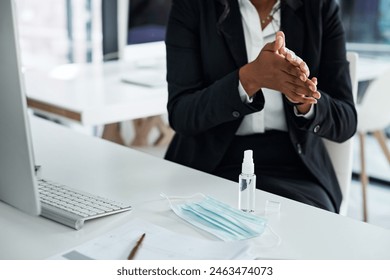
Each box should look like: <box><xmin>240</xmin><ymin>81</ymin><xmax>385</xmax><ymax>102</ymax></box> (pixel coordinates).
<box><xmin>305</xmin><ymin>78</ymin><xmax>317</xmax><ymax>92</ymax></box>
<box><xmin>313</xmin><ymin>91</ymin><xmax>321</xmax><ymax>99</ymax></box>
<box><xmin>274</xmin><ymin>35</ymin><xmax>284</xmax><ymax>52</ymax></box>
<box><xmin>286</xmin><ymin>49</ymin><xmax>296</xmax><ymax>61</ymax></box>
<box><xmin>298</xmin><ymin>60</ymin><xmax>310</xmax><ymax>77</ymax></box>
<box><xmin>275</xmin><ymin>31</ymin><xmax>285</xmax><ymax>50</ymax></box>
<box><xmin>262</xmin><ymin>33</ymin><xmax>284</xmax><ymax>53</ymax></box>
<box><xmin>285</xmin><ymin>95</ymin><xmax>316</xmax><ymax>105</ymax></box>
<box><xmin>284</xmin><ymin>90</ymin><xmax>318</xmax><ymax>104</ymax></box>
<box><xmin>284</xmin><ymin>49</ymin><xmax>310</xmax><ymax>77</ymax></box>
<box><xmin>291</xmin><ymin>94</ymin><xmax>317</xmax><ymax>104</ymax></box>
<box><xmin>286</xmin><ymin>50</ymin><xmax>305</xmax><ymax>71</ymax></box>
<box><xmin>279</xmin><ymin>45</ymin><xmax>289</xmax><ymax>57</ymax></box>
<box><xmin>276</xmin><ymin>31</ymin><xmax>285</xmax><ymax>42</ymax></box>
<box><xmin>281</xmin><ymin>64</ymin><xmax>307</xmax><ymax>82</ymax></box>
<box><xmin>305</xmin><ymin>78</ymin><xmax>321</xmax><ymax>99</ymax></box>
<box><xmin>273</xmin><ymin>31</ymin><xmax>286</xmax><ymax>53</ymax></box>
<box><xmin>285</xmin><ymin>80</ymin><xmax>319</xmax><ymax>99</ymax></box>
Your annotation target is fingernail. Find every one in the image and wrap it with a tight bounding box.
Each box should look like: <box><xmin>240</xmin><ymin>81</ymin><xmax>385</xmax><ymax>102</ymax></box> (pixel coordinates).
<box><xmin>300</xmin><ymin>74</ymin><xmax>306</xmax><ymax>81</ymax></box>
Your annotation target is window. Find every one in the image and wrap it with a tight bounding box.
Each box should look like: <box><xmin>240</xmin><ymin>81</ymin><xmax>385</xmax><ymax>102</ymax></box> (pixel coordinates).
<box><xmin>15</xmin><ymin>0</ymin><xmax>103</xmax><ymax>70</ymax></box>
<box><xmin>340</xmin><ymin>0</ymin><xmax>390</xmax><ymax>54</ymax></box>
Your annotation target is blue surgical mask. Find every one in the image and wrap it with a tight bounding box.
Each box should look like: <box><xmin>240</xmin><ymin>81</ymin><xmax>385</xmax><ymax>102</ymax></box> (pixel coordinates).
<box><xmin>161</xmin><ymin>193</ymin><xmax>267</xmax><ymax>242</ymax></box>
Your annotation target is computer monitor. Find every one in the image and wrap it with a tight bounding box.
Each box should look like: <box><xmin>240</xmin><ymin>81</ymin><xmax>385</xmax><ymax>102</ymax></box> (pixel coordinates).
<box><xmin>127</xmin><ymin>0</ymin><xmax>171</xmax><ymax>45</ymax></box>
<box><xmin>117</xmin><ymin>0</ymin><xmax>171</xmax><ymax>87</ymax></box>
<box><xmin>339</xmin><ymin>0</ymin><xmax>390</xmax><ymax>56</ymax></box>
<box><xmin>0</xmin><ymin>0</ymin><xmax>41</xmax><ymax>215</ymax></box>
<box><xmin>0</xmin><ymin>1</ymin><xmax>132</xmax><ymax>228</ymax></box>
<box><xmin>117</xmin><ymin>0</ymin><xmax>171</xmax><ymax>63</ymax></box>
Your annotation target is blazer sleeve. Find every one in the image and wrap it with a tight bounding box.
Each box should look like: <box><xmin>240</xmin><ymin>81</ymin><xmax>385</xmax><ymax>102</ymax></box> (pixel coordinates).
<box><xmin>165</xmin><ymin>0</ymin><xmax>265</xmax><ymax>136</ymax></box>
<box><xmin>286</xmin><ymin>0</ymin><xmax>357</xmax><ymax>143</ymax></box>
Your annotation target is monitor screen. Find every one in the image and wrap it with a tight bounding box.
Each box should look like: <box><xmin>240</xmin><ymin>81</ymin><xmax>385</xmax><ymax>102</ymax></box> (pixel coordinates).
<box><xmin>127</xmin><ymin>0</ymin><xmax>171</xmax><ymax>45</ymax></box>
<box><xmin>117</xmin><ymin>0</ymin><xmax>171</xmax><ymax>62</ymax></box>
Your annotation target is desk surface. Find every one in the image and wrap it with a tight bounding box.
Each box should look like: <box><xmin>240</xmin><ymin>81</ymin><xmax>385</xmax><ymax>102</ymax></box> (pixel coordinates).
<box><xmin>358</xmin><ymin>56</ymin><xmax>390</xmax><ymax>81</ymax></box>
<box><xmin>24</xmin><ymin>61</ymin><xmax>168</xmax><ymax>126</ymax></box>
<box><xmin>1</xmin><ymin>117</ymin><xmax>389</xmax><ymax>260</ymax></box>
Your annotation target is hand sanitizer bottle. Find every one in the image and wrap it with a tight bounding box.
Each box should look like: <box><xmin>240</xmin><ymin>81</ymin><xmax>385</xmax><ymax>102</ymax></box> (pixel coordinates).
<box><xmin>238</xmin><ymin>150</ymin><xmax>256</xmax><ymax>213</ymax></box>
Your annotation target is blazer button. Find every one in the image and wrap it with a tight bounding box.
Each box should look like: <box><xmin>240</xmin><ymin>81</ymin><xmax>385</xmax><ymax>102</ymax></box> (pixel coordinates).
<box><xmin>296</xmin><ymin>143</ymin><xmax>302</xmax><ymax>154</ymax></box>
<box><xmin>314</xmin><ymin>125</ymin><xmax>321</xmax><ymax>133</ymax></box>
<box><xmin>232</xmin><ymin>111</ymin><xmax>240</xmax><ymax>118</ymax></box>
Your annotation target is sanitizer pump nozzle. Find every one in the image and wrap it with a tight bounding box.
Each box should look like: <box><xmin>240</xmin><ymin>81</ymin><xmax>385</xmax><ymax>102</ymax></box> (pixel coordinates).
<box><xmin>238</xmin><ymin>150</ymin><xmax>256</xmax><ymax>212</ymax></box>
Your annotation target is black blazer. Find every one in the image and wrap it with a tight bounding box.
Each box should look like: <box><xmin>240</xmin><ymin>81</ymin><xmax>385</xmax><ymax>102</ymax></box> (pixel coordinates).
<box><xmin>164</xmin><ymin>0</ymin><xmax>357</xmax><ymax>212</ymax></box>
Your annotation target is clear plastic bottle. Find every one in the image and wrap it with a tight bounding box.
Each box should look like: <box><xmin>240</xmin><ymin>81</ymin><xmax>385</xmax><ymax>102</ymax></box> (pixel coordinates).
<box><xmin>238</xmin><ymin>150</ymin><xmax>256</xmax><ymax>213</ymax></box>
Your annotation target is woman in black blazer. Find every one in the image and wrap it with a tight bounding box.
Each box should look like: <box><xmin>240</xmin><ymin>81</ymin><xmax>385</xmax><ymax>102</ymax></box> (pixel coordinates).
<box><xmin>164</xmin><ymin>0</ymin><xmax>357</xmax><ymax>213</ymax></box>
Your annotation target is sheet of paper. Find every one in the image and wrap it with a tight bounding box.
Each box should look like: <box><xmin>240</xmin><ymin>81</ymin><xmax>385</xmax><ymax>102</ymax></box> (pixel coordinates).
<box><xmin>49</xmin><ymin>219</ymin><xmax>257</xmax><ymax>260</ymax></box>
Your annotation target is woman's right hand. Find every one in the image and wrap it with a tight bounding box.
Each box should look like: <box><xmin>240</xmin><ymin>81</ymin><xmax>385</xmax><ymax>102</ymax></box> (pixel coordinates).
<box><xmin>239</xmin><ymin>32</ymin><xmax>319</xmax><ymax>104</ymax></box>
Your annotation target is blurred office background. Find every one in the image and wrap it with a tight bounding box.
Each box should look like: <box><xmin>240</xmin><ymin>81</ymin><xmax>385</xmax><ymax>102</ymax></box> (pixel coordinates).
<box><xmin>15</xmin><ymin>0</ymin><xmax>102</xmax><ymax>68</ymax></box>
<box><xmin>15</xmin><ymin>0</ymin><xmax>390</xmax><ymax>68</ymax></box>
<box><xmin>14</xmin><ymin>0</ymin><xmax>390</xmax><ymax>229</ymax></box>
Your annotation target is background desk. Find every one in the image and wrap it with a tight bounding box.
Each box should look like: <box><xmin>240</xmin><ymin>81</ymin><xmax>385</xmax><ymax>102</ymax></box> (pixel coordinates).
<box><xmin>357</xmin><ymin>56</ymin><xmax>390</xmax><ymax>82</ymax></box>
<box><xmin>24</xmin><ymin>61</ymin><xmax>172</xmax><ymax>146</ymax></box>
<box><xmin>1</xmin><ymin>117</ymin><xmax>389</xmax><ymax>260</ymax></box>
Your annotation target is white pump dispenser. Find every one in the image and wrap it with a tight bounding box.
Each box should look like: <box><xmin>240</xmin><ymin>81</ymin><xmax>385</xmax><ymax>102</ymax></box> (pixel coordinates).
<box><xmin>242</xmin><ymin>150</ymin><xmax>254</xmax><ymax>175</ymax></box>
<box><xmin>238</xmin><ymin>150</ymin><xmax>256</xmax><ymax>213</ymax></box>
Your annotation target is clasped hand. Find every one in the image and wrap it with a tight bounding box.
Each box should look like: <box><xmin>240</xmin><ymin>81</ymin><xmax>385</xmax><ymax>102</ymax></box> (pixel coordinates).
<box><xmin>239</xmin><ymin>31</ymin><xmax>320</xmax><ymax>112</ymax></box>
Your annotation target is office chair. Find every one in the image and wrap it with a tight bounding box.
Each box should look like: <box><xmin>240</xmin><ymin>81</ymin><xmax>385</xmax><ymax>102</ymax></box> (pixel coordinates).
<box><xmin>323</xmin><ymin>52</ymin><xmax>358</xmax><ymax>216</ymax></box>
<box><xmin>356</xmin><ymin>68</ymin><xmax>390</xmax><ymax>222</ymax></box>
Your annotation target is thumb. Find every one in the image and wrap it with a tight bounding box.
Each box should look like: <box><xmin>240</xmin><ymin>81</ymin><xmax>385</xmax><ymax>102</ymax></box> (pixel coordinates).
<box><xmin>263</xmin><ymin>31</ymin><xmax>285</xmax><ymax>53</ymax></box>
<box><xmin>274</xmin><ymin>31</ymin><xmax>286</xmax><ymax>53</ymax></box>
<box><xmin>263</xmin><ymin>37</ymin><xmax>283</xmax><ymax>53</ymax></box>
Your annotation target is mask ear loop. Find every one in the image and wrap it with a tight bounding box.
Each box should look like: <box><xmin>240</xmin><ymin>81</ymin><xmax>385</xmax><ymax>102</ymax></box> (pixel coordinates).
<box><xmin>249</xmin><ymin>223</ymin><xmax>282</xmax><ymax>256</ymax></box>
<box><xmin>265</xmin><ymin>224</ymin><xmax>282</xmax><ymax>247</ymax></box>
<box><xmin>160</xmin><ymin>193</ymin><xmax>206</xmax><ymax>210</ymax></box>
<box><xmin>160</xmin><ymin>192</ymin><xmax>206</xmax><ymax>202</ymax></box>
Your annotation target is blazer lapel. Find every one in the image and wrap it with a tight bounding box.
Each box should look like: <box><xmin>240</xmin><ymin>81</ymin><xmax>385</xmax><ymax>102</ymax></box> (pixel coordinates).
<box><xmin>216</xmin><ymin>0</ymin><xmax>248</xmax><ymax>67</ymax></box>
<box><xmin>281</xmin><ymin>0</ymin><xmax>304</xmax><ymax>57</ymax></box>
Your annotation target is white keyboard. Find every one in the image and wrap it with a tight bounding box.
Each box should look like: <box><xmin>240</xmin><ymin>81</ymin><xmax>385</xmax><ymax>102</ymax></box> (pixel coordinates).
<box><xmin>38</xmin><ymin>179</ymin><xmax>132</xmax><ymax>230</ymax></box>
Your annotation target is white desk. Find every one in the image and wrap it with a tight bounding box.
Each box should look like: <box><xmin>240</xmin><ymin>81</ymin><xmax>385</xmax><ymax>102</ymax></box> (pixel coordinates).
<box><xmin>24</xmin><ymin>61</ymin><xmax>172</xmax><ymax>146</ymax></box>
<box><xmin>358</xmin><ymin>56</ymin><xmax>390</xmax><ymax>82</ymax></box>
<box><xmin>25</xmin><ymin>61</ymin><xmax>168</xmax><ymax>125</ymax></box>
<box><xmin>1</xmin><ymin>117</ymin><xmax>389</xmax><ymax>260</ymax></box>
